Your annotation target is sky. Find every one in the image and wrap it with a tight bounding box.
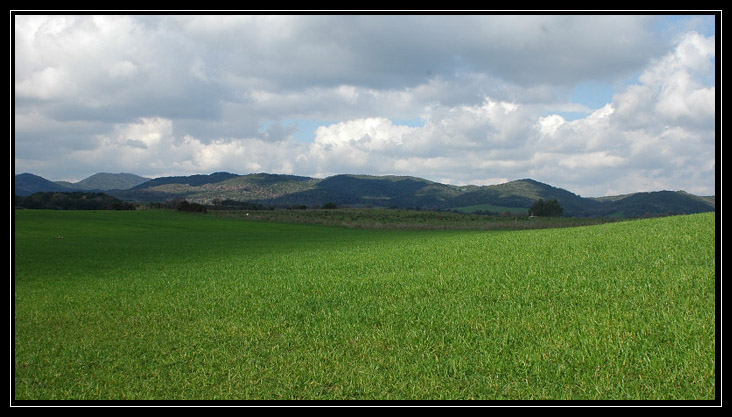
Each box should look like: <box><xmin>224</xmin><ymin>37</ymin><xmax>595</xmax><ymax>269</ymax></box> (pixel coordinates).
<box><xmin>13</xmin><ymin>13</ymin><xmax>717</xmax><ymax>197</ymax></box>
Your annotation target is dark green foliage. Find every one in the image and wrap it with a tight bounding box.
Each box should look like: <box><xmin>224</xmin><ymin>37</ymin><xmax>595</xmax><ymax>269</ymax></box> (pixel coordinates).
<box><xmin>130</xmin><ymin>172</ymin><xmax>240</xmax><ymax>189</ymax></box>
<box><xmin>14</xmin><ymin>192</ymin><xmax>136</xmax><ymax>210</ymax></box>
<box><xmin>175</xmin><ymin>200</ymin><xmax>207</xmax><ymax>213</ymax></box>
<box><xmin>317</xmin><ymin>175</ymin><xmax>431</xmax><ymax>197</ymax></box>
<box><xmin>600</xmin><ymin>190</ymin><xmax>715</xmax><ymax>218</ymax></box>
<box><xmin>530</xmin><ymin>198</ymin><xmax>564</xmax><ymax>217</ymax></box>
<box><xmin>208</xmin><ymin>199</ymin><xmax>272</xmax><ymax>211</ymax></box>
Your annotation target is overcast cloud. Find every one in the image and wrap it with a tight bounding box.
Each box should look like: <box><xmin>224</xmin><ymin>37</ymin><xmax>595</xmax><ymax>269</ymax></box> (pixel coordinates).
<box><xmin>13</xmin><ymin>14</ymin><xmax>717</xmax><ymax>196</ymax></box>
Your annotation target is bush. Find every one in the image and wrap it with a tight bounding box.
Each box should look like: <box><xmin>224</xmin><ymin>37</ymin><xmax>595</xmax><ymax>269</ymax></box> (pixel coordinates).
<box><xmin>175</xmin><ymin>200</ymin><xmax>207</xmax><ymax>213</ymax></box>
<box><xmin>530</xmin><ymin>198</ymin><xmax>564</xmax><ymax>217</ymax></box>
<box><xmin>14</xmin><ymin>192</ymin><xmax>136</xmax><ymax>210</ymax></box>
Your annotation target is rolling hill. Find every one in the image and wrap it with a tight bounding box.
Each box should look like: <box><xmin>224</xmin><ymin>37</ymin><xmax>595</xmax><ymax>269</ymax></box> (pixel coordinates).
<box><xmin>14</xmin><ymin>173</ymin><xmax>74</xmax><ymax>196</ymax></box>
<box><xmin>14</xmin><ymin>171</ymin><xmax>715</xmax><ymax>218</ymax></box>
<box><xmin>590</xmin><ymin>190</ymin><xmax>717</xmax><ymax>218</ymax></box>
<box><xmin>54</xmin><ymin>172</ymin><xmax>150</xmax><ymax>191</ymax></box>
<box><xmin>15</xmin><ymin>172</ymin><xmax>151</xmax><ymax>196</ymax></box>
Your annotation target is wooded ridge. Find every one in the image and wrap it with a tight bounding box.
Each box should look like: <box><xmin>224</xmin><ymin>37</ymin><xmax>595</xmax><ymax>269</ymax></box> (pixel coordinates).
<box><xmin>14</xmin><ymin>172</ymin><xmax>715</xmax><ymax>218</ymax></box>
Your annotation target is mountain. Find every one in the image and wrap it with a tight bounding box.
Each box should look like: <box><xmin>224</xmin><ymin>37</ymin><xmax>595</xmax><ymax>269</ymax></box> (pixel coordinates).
<box><xmin>594</xmin><ymin>190</ymin><xmax>717</xmax><ymax>218</ymax></box>
<box><xmin>129</xmin><ymin>171</ymin><xmax>239</xmax><ymax>189</ymax></box>
<box><xmin>15</xmin><ymin>171</ymin><xmax>715</xmax><ymax>218</ymax></box>
<box><xmin>448</xmin><ymin>178</ymin><xmax>603</xmax><ymax>216</ymax></box>
<box><xmin>116</xmin><ymin>172</ymin><xmax>316</xmax><ymax>203</ymax></box>
<box><xmin>55</xmin><ymin>172</ymin><xmax>151</xmax><ymax>191</ymax></box>
<box><xmin>14</xmin><ymin>173</ymin><xmax>74</xmax><ymax>196</ymax></box>
<box><xmin>266</xmin><ymin>174</ymin><xmax>463</xmax><ymax>209</ymax></box>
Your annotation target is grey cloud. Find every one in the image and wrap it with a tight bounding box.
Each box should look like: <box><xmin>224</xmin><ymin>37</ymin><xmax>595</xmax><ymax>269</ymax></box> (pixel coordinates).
<box><xmin>165</xmin><ymin>15</ymin><xmax>666</xmax><ymax>91</ymax></box>
<box><xmin>14</xmin><ymin>15</ymin><xmax>665</xmax><ymax>126</ymax></box>
<box><xmin>124</xmin><ymin>139</ymin><xmax>147</xmax><ymax>149</ymax></box>
<box><xmin>13</xmin><ymin>14</ymin><xmax>715</xmax><ymax>197</ymax></box>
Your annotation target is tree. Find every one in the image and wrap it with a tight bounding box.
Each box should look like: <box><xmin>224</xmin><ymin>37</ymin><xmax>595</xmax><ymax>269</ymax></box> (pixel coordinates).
<box><xmin>175</xmin><ymin>200</ymin><xmax>207</xmax><ymax>213</ymax></box>
<box><xmin>544</xmin><ymin>199</ymin><xmax>564</xmax><ymax>217</ymax></box>
<box><xmin>14</xmin><ymin>191</ymin><xmax>136</xmax><ymax>210</ymax></box>
<box><xmin>530</xmin><ymin>198</ymin><xmax>563</xmax><ymax>217</ymax></box>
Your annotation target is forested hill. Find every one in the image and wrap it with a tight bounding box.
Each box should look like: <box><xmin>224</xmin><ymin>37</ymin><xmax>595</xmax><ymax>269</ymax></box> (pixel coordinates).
<box><xmin>15</xmin><ymin>172</ymin><xmax>715</xmax><ymax>218</ymax></box>
<box><xmin>14</xmin><ymin>172</ymin><xmax>149</xmax><ymax>196</ymax></box>
<box><xmin>56</xmin><ymin>172</ymin><xmax>150</xmax><ymax>191</ymax></box>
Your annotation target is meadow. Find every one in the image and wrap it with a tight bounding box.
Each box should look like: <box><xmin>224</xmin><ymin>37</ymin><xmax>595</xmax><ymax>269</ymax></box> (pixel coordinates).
<box><xmin>213</xmin><ymin>207</ymin><xmax>621</xmax><ymax>230</ymax></box>
<box><xmin>13</xmin><ymin>209</ymin><xmax>716</xmax><ymax>401</ymax></box>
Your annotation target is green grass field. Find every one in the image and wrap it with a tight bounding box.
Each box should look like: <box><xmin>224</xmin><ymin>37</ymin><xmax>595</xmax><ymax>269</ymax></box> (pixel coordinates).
<box><xmin>453</xmin><ymin>203</ymin><xmax>529</xmax><ymax>215</ymax></box>
<box><xmin>215</xmin><ymin>207</ymin><xmax>620</xmax><ymax>230</ymax></box>
<box><xmin>13</xmin><ymin>210</ymin><xmax>716</xmax><ymax>401</ymax></box>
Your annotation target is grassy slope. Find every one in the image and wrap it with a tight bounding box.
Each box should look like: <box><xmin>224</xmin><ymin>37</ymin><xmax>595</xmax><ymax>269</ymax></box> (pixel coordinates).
<box><xmin>220</xmin><ymin>208</ymin><xmax>620</xmax><ymax>230</ymax></box>
<box><xmin>453</xmin><ymin>203</ymin><xmax>530</xmax><ymax>215</ymax></box>
<box><xmin>13</xmin><ymin>210</ymin><xmax>716</xmax><ymax>400</ymax></box>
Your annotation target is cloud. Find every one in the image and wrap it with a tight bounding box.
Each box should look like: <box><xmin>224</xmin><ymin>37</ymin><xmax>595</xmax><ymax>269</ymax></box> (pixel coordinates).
<box><xmin>58</xmin><ymin>117</ymin><xmax>306</xmax><ymax>177</ymax></box>
<box><xmin>528</xmin><ymin>31</ymin><xmax>715</xmax><ymax>195</ymax></box>
<box><xmin>289</xmin><ymin>30</ymin><xmax>714</xmax><ymax>195</ymax></box>
<box><xmin>14</xmin><ymin>15</ymin><xmax>225</xmax><ymax>124</ymax></box>
<box><xmin>557</xmin><ymin>151</ymin><xmax>627</xmax><ymax>170</ymax></box>
<box><xmin>15</xmin><ymin>15</ymin><xmax>664</xmax><ymax>106</ymax></box>
<box><xmin>298</xmin><ymin>118</ymin><xmax>415</xmax><ymax>176</ymax></box>
<box><xmin>614</xmin><ymin>31</ymin><xmax>715</xmax><ymax>128</ymax></box>
<box><xmin>13</xmin><ymin>15</ymin><xmax>716</xmax><ymax>197</ymax></box>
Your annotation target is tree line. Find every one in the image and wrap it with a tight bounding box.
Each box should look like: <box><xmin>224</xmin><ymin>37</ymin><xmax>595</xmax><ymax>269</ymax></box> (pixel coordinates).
<box><xmin>14</xmin><ymin>191</ymin><xmax>567</xmax><ymax>219</ymax></box>
<box><xmin>529</xmin><ymin>198</ymin><xmax>564</xmax><ymax>217</ymax></box>
<box><xmin>14</xmin><ymin>192</ymin><xmax>137</xmax><ymax>210</ymax></box>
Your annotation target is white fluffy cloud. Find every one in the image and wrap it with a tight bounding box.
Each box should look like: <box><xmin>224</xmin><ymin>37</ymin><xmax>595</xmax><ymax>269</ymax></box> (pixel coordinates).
<box><xmin>289</xmin><ymin>29</ymin><xmax>715</xmax><ymax>195</ymax></box>
<box><xmin>13</xmin><ymin>15</ymin><xmax>716</xmax><ymax>197</ymax></box>
<box><xmin>60</xmin><ymin>117</ymin><xmax>307</xmax><ymax>177</ymax></box>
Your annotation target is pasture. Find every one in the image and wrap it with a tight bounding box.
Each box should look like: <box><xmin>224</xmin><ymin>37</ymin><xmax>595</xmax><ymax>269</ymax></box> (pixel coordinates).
<box><xmin>13</xmin><ymin>210</ymin><xmax>716</xmax><ymax>400</ymax></box>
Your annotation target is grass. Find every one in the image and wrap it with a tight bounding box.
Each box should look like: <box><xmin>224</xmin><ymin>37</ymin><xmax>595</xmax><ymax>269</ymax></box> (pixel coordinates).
<box><xmin>453</xmin><ymin>203</ymin><xmax>529</xmax><ymax>215</ymax></box>
<box><xmin>13</xmin><ymin>210</ymin><xmax>716</xmax><ymax>401</ymax></box>
<box><xmin>213</xmin><ymin>207</ymin><xmax>620</xmax><ymax>230</ymax></box>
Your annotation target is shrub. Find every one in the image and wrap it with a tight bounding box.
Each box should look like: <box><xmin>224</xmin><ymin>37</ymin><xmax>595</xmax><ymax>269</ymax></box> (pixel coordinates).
<box><xmin>175</xmin><ymin>200</ymin><xmax>207</xmax><ymax>213</ymax></box>
<box><xmin>530</xmin><ymin>198</ymin><xmax>564</xmax><ymax>217</ymax></box>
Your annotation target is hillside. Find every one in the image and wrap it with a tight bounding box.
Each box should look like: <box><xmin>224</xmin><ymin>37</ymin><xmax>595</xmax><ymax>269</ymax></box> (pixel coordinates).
<box><xmin>595</xmin><ymin>190</ymin><xmax>717</xmax><ymax>218</ymax></box>
<box><xmin>448</xmin><ymin>178</ymin><xmax>603</xmax><ymax>216</ymax></box>
<box><xmin>129</xmin><ymin>171</ymin><xmax>240</xmax><ymax>189</ymax></box>
<box><xmin>15</xmin><ymin>172</ymin><xmax>716</xmax><ymax>218</ymax></box>
<box><xmin>14</xmin><ymin>173</ymin><xmax>74</xmax><ymax>196</ymax></box>
<box><xmin>55</xmin><ymin>172</ymin><xmax>150</xmax><ymax>191</ymax></box>
<box><xmin>116</xmin><ymin>172</ymin><xmax>318</xmax><ymax>203</ymax></box>
<box><xmin>264</xmin><ymin>175</ymin><xmax>463</xmax><ymax>210</ymax></box>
